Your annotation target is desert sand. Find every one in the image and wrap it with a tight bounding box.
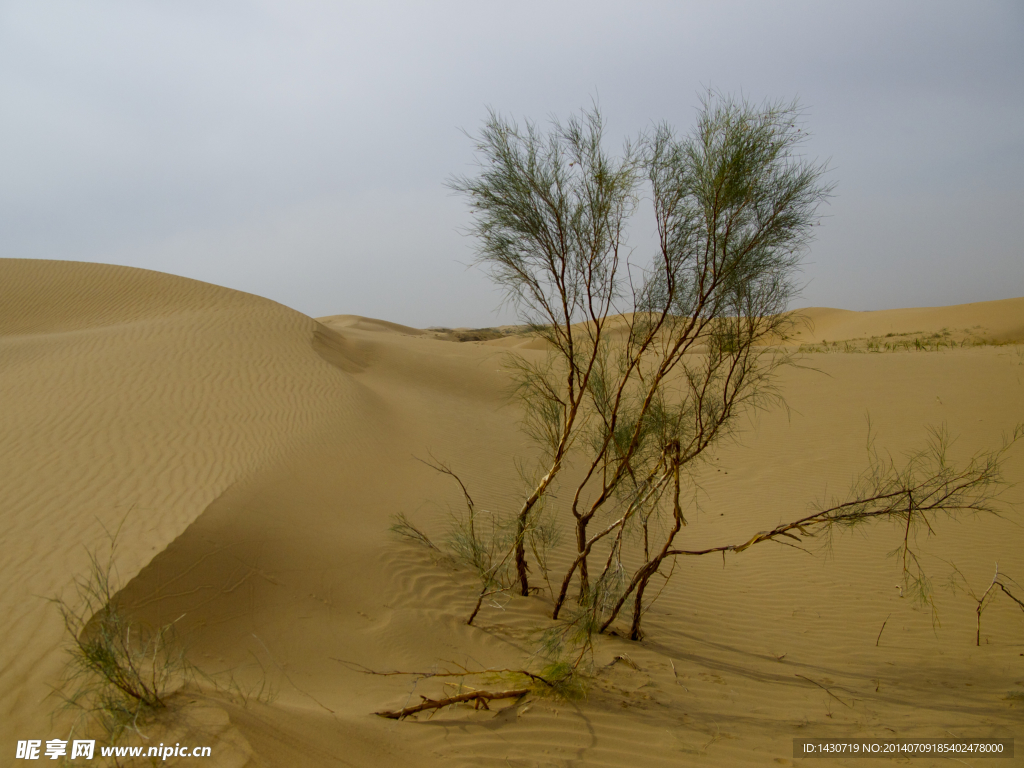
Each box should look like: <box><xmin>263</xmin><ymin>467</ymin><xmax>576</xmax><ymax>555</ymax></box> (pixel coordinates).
<box><xmin>1</xmin><ymin>258</ymin><xmax>1022</xmax><ymax>766</ymax></box>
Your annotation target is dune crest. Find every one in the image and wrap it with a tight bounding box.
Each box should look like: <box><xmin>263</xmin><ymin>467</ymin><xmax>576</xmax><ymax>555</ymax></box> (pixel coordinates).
<box><xmin>793</xmin><ymin>297</ymin><xmax>1024</xmax><ymax>344</ymax></box>
<box><xmin>318</xmin><ymin>314</ymin><xmax>428</xmax><ymax>336</ymax></box>
<box><xmin>0</xmin><ymin>259</ymin><xmax>367</xmax><ymax>747</ymax></box>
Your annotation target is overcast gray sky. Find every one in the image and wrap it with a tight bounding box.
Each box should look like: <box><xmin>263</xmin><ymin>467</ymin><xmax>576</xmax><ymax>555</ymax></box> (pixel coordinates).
<box><xmin>2</xmin><ymin>1</ymin><xmax>1021</xmax><ymax>327</ymax></box>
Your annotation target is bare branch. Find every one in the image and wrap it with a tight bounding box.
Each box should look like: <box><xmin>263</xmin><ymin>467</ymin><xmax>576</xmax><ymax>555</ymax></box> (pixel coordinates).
<box><xmin>375</xmin><ymin>689</ymin><xmax>530</xmax><ymax>719</ymax></box>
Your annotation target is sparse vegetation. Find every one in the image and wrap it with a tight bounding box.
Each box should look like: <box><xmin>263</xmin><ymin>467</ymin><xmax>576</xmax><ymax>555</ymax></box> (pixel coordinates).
<box><xmin>50</xmin><ymin>529</ymin><xmax>194</xmax><ymax>747</ymax></box>
<box><xmin>427</xmin><ymin>326</ymin><xmax>529</xmax><ymax>343</ymax></box>
<box><xmin>796</xmin><ymin>328</ymin><xmax>1001</xmax><ymax>354</ymax></box>
<box><xmin>949</xmin><ymin>563</ymin><xmax>1024</xmax><ymax>645</ymax></box>
<box><xmin>447</xmin><ymin>94</ymin><xmax>831</xmax><ymax>633</ymax></box>
<box><xmin>413</xmin><ymin>454</ymin><xmax>559</xmax><ymax>625</ymax></box>
<box><xmin>49</xmin><ymin>530</ymin><xmax>280</xmax><ymax>761</ymax></box>
<box><xmin>388</xmin><ymin>94</ymin><xmax>1021</xmax><ymax>702</ymax></box>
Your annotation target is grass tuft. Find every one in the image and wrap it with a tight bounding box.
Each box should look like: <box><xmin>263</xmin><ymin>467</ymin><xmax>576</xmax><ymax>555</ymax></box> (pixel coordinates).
<box><xmin>50</xmin><ymin>531</ymin><xmax>194</xmax><ymax>746</ymax></box>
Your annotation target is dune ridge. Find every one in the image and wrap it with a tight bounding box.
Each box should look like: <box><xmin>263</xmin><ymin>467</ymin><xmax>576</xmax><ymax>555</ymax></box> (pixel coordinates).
<box><xmin>0</xmin><ymin>259</ymin><xmax>370</xmax><ymax>749</ymax></box>
<box><xmin>465</xmin><ymin>297</ymin><xmax>1024</xmax><ymax>352</ymax></box>
<box><xmin>793</xmin><ymin>297</ymin><xmax>1024</xmax><ymax>345</ymax></box>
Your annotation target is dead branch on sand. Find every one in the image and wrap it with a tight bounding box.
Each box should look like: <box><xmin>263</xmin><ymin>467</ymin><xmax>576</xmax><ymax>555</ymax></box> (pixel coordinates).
<box><xmin>374</xmin><ymin>688</ymin><xmax>530</xmax><ymax>719</ymax></box>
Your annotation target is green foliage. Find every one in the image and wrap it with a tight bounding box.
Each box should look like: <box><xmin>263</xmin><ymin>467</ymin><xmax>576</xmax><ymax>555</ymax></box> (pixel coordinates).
<box><xmin>449</xmin><ymin>105</ymin><xmax>640</xmax><ymax>331</ymax></box>
<box><xmin>449</xmin><ymin>94</ymin><xmax>833</xmax><ymax>627</ymax></box>
<box><xmin>434</xmin><ymin>92</ymin><xmax>1020</xmax><ymax>650</ymax></box>
<box><xmin>797</xmin><ymin>328</ymin><xmax>996</xmax><ymax>354</ymax></box>
<box><xmin>524</xmin><ymin>501</ymin><xmax>561</xmax><ymax>598</ymax></box>
<box><xmin>537</xmin><ymin>660</ymin><xmax>588</xmax><ymax>700</ymax></box>
<box><xmin>446</xmin><ymin>504</ymin><xmax>515</xmax><ymax>589</ymax></box>
<box><xmin>50</xmin><ymin>532</ymin><xmax>193</xmax><ymax>745</ymax></box>
<box><xmin>390</xmin><ymin>511</ymin><xmax>440</xmax><ymax>551</ymax></box>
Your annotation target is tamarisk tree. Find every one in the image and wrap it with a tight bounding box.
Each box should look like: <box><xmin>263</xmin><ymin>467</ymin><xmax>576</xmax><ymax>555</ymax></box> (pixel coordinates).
<box><xmin>448</xmin><ymin>95</ymin><xmax>1017</xmax><ymax>642</ymax></box>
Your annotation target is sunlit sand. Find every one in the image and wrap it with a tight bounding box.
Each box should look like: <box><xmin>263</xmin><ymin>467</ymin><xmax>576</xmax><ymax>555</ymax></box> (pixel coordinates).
<box><xmin>2</xmin><ymin>258</ymin><xmax>1021</xmax><ymax>765</ymax></box>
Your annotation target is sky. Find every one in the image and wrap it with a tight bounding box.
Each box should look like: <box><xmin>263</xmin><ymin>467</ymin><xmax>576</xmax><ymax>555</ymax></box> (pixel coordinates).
<box><xmin>1</xmin><ymin>1</ymin><xmax>1022</xmax><ymax>327</ymax></box>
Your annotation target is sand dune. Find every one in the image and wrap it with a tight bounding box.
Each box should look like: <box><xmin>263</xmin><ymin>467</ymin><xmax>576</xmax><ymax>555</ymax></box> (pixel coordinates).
<box><xmin>2</xmin><ymin>259</ymin><xmax>1022</xmax><ymax>766</ymax></box>
<box><xmin>793</xmin><ymin>297</ymin><xmax>1024</xmax><ymax>345</ymax></box>
<box><xmin>473</xmin><ymin>298</ymin><xmax>1024</xmax><ymax>353</ymax></box>
<box><xmin>0</xmin><ymin>260</ymin><xmax>370</xmax><ymax>753</ymax></box>
<box><xmin>318</xmin><ymin>314</ymin><xmax>428</xmax><ymax>337</ymax></box>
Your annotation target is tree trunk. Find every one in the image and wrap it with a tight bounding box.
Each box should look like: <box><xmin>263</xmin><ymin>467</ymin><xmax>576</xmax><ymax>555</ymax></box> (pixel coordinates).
<box><xmin>629</xmin><ymin>570</ymin><xmax>652</xmax><ymax>640</ymax></box>
<box><xmin>515</xmin><ymin>519</ymin><xmax>530</xmax><ymax>596</ymax></box>
<box><xmin>576</xmin><ymin>518</ymin><xmax>590</xmax><ymax>600</ymax></box>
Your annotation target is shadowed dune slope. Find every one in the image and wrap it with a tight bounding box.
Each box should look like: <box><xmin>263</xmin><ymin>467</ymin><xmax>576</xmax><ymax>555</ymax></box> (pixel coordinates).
<box><xmin>0</xmin><ymin>259</ymin><xmax>371</xmax><ymax>746</ymax></box>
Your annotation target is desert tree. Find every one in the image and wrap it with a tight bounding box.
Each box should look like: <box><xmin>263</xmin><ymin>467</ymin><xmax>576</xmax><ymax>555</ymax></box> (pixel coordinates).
<box><xmin>448</xmin><ymin>94</ymin><xmax>1019</xmax><ymax>645</ymax></box>
<box><xmin>449</xmin><ymin>94</ymin><xmax>824</xmax><ymax>602</ymax></box>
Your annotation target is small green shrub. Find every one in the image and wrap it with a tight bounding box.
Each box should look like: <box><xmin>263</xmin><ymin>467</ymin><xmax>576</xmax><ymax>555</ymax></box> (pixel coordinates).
<box><xmin>51</xmin><ymin>533</ymin><xmax>193</xmax><ymax>744</ymax></box>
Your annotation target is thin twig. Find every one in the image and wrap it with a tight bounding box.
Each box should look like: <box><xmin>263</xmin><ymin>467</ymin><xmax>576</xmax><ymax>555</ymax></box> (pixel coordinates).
<box><xmin>375</xmin><ymin>688</ymin><xmax>530</xmax><ymax>719</ymax></box>
<box><xmin>333</xmin><ymin>659</ymin><xmax>555</xmax><ymax>687</ymax></box>
<box><xmin>875</xmin><ymin>614</ymin><xmax>890</xmax><ymax>647</ymax></box>
<box><xmin>795</xmin><ymin>674</ymin><xmax>854</xmax><ymax>709</ymax></box>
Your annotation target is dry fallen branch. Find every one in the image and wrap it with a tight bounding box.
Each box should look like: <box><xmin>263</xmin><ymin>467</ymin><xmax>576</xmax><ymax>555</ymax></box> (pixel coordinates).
<box><xmin>333</xmin><ymin>658</ymin><xmax>556</xmax><ymax>687</ymax></box>
<box><xmin>795</xmin><ymin>674</ymin><xmax>855</xmax><ymax>709</ymax></box>
<box><xmin>337</xmin><ymin>659</ymin><xmax>574</xmax><ymax>718</ymax></box>
<box><xmin>875</xmin><ymin>614</ymin><xmax>890</xmax><ymax>647</ymax></box>
<box><xmin>606</xmin><ymin>654</ymin><xmax>641</xmax><ymax>671</ymax></box>
<box><xmin>375</xmin><ymin>688</ymin><xmax>530</xmax><ymax>719</ymax></box>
